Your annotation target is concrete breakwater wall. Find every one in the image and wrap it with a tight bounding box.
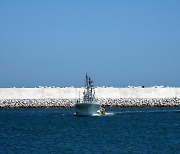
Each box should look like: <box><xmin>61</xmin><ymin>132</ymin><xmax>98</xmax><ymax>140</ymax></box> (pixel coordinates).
<box><xmin>1</xmin><ymin>87</ymin><xmax>180</xmax><ymax>99</ymax></box>
<box><xmin>0</xmin><ymin>87</ymin><xmax>180</xmax><ymax>108</ymax></box>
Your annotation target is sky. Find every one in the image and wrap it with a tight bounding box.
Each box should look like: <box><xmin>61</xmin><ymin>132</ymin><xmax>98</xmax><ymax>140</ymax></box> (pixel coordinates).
<box><xmin>0</xmin><ymin>0</ymin><xmax>180</xmax><ymax>88</ymax></box>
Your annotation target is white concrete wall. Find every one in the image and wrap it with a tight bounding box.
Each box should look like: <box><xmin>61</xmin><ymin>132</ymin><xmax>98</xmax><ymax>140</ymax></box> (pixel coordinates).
<box><xmin>0</xmin><ymin>87</ymin><xmax>180</xmax><ymax>99</ymax></box>
<box><xmin>95</xmin><ymin>87</ymin><xmax>180</xmax><ymax>98</ymax></box>
<box><xmin>0</xmin><ymin>88</ymin><xmax>83</xmax><ymax>99</ymax></box>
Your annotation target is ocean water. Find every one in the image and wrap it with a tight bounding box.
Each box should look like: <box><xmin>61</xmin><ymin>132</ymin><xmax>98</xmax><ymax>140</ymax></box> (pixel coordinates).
<box><xmin>0</xmin><ymin>108</ymin><xmax>180</xmax><ymax>154</ymax></box>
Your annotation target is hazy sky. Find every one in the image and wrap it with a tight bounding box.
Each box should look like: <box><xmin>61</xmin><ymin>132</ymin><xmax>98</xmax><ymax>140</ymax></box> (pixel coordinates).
<box><xmin>0</xmin><ymin>0</ymin><xmax>180</xmax><ymax>87</ymax></box>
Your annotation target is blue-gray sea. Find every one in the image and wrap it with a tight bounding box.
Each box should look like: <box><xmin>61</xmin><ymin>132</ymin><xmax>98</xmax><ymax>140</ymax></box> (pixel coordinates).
<box><xmin>0</xmin><ymin>108</ymin><xmax>180</xmax><ymax>154</ymax></box>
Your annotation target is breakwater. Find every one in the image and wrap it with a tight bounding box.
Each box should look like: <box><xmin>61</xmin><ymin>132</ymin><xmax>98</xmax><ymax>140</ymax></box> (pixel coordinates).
<box><xmin>0</xmin><ymin>98</ymin><xmax>180</xmax><ymax>108</ymax></box>
<box><xmin>0</xmin><ymin>87</ymin><xmax>180</xmax><ymax>108</ymax></box>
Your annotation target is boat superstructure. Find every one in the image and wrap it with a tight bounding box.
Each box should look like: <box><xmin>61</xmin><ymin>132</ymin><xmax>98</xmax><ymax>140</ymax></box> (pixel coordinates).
<box><xmin>75</xmin><ymin>74</ymin><xmax>102</xmax><ymax>116</ymax></box>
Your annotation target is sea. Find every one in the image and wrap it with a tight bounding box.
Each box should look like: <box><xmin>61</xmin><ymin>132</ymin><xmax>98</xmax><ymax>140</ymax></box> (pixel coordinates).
<box><xmin>0</xmin><ymin>107</ymin><xmax>180</xmax><ymax>154</ymax></box>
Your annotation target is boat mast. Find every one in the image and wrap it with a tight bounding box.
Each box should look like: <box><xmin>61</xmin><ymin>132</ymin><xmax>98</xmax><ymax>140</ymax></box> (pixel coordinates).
<box><xmin>86</xmin><ymin>73</ymin><xmax>89</xmax><ymax>87</ymax></box>
<box><xmin>84</xmin><ymin>73</ymin><xmax>95</xmax><ymax>102</ymax></box>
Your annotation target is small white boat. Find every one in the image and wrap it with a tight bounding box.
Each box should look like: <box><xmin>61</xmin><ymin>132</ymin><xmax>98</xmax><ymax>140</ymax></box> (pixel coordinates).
<box><xmin>75</xmin><ymin>74</ymin><xmax>105</xmax><ymax>116</ymax></box>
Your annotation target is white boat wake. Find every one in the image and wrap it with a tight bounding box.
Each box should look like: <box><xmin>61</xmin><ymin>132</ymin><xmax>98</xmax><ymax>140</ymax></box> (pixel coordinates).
<box><xmin>89</xmin><ymin>112</ymin><xmax>115</xmax><ymax>116</ymax></box>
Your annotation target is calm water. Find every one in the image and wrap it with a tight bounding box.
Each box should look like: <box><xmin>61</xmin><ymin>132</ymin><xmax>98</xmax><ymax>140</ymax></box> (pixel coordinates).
<box><xmin>0</xmin><ymin>108</ymin><xmax>180</xmax><ymax>154</ymax></box>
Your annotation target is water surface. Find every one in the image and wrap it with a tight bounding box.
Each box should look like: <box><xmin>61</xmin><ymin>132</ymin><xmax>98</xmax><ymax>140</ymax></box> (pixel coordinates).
<box><xmin>0</xmin><ymin>108</ymin><xmax>180</xmax><ymax>153</ymax></box>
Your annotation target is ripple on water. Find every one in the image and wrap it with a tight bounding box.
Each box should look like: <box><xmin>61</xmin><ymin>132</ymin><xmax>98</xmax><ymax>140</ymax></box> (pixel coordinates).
<box><xmin>0</xmin><ymin>107</ymin><xmax>179</xmax><ymax>153</ymax></box>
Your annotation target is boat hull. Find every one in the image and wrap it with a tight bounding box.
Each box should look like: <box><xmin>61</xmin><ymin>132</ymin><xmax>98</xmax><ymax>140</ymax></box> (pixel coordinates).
<box><xmin>75</xmin><ymin>103</ymin><xmax>101</xmax><ymax>116</ymax></box>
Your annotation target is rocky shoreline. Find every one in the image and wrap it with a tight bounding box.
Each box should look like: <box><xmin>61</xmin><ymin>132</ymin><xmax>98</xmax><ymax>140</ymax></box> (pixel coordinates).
<box><xmin>0</xmin><ymin>98</ymin><xmax>180</xmax><ymax>108</ymax></box>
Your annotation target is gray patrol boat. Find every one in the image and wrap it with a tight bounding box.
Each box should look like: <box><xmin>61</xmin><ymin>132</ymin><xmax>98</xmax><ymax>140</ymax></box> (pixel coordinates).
<box><xmin>75</xmin><ymin>74</ymin><xmax>103</xmax><ymax>116</ymax></box>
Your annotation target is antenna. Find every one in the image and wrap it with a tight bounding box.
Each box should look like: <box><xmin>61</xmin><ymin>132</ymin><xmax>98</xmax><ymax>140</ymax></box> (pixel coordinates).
<box><xmin>86</xmin><ymin>73</ymin><xmax>88</xmax><ymax>86</ymax></box>
<box><xmin>79</xmin><ymin>91</ymin><xmax>80</xmax><ymax>102</ymax></box>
